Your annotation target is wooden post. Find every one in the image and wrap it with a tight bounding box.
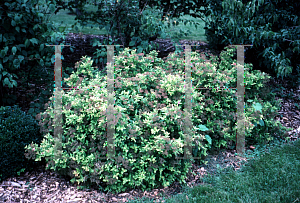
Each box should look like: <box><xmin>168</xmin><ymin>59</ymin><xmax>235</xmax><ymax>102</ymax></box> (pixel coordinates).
<box><xmin>228</xmin><ymin>44</ymin><xmax>253</xmax><ymax>157</ymax></box>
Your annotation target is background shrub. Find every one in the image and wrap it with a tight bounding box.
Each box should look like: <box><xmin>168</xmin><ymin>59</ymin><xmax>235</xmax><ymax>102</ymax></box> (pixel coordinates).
<box><xmin>0</xmin><ymin>105</ymin><xmax>46</xmax><ymax>182</ymax></box>
<box><xmin>203</xmin><ymin>0</ymin><xmax>300</xmax><ymax>85</ymax></box>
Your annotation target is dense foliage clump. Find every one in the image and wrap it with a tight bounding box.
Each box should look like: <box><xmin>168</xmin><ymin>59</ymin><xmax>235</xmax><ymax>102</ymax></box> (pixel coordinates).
<box><xmin>0</xmin><ymin>0</ymin><xmax>71</xmax><ymax>117</ymax></box>
<box><xmin>25</xmin><ymin>46</ymin><xmax>291</xmax><ymax>193</ymax></box>
<box><xmin>0</xmin><ymin>105</ymin><xmax>45</xmax><ymax>181</ymax></box>
<box><xmin>204</xmin><ymin>0</ymin><xmax>300</xmax><ymax>84</ymax></box>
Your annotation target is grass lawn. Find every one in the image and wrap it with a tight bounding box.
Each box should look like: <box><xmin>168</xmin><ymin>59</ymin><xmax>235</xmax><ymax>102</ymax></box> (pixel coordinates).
<box><xmin>127</xmin><ymin>138</ymin><xmax>300</xmax><ymax>203</ymax></box>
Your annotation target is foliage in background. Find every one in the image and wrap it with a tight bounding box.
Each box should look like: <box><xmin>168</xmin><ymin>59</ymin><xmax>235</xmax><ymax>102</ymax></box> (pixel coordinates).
<box><xmin>50</xmin><ymin>0</ymin><xmax>209</xmax><ymax>75</ymax></box>
<box><xmin>138</xmin><ymin>0</ymin><xmax>211</xmax><ymax>22</ymax></box>
<box><xmin>24</xmin><ymin>46</ymin><xmax>291</xmax><ymax>193</ymax></box>
<box><xmin>0</xmin><ymin>105</ymin><xmax>46</xmax><ymax>182</ymax></box>
<box><xmin>2</xmin><ymin>0</ymin><xmax>298</xmax><ymax>116</ymax></box>
<box><xmin>0</xmin><ymin>0</ymin><xmax>210</xmax><ymax>118</ymax></box>
<box><xmin>0</xmin><ymin>0</ymin><xmax>73</xmax><ymax>118</ymax></box>
<box><xmin>203</xmin><ymin>0</ymin><xmax>300</xmax><ymax>84</ymax></box>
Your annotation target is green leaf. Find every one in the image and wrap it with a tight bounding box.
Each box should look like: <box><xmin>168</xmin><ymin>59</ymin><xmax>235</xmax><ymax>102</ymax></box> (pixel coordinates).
<box><xmin>25</xmin><ymin>39</ymin><xmax>30</xmax><ymax>48</ymax></box>
<box><xmin>58</xmin><ymin>26</ymin><xmax>66</xmax><ymax>33</ymax></box>
<box><xmin>49</xmin><ymin>4</ymin><xmax>56</xmax><ymax>13</ymax></box>
<box><xmin>38</xmin><ymin>13</ymin><xmax>44</xmax><ymax>19</ymax></box>
<box><xmin>292</xmin><ymin>46</ymin><xmax>299</xmax><ymax>54</ymax></box>
<box><xmin>18</xmin><ymin>55</ymin><xmax>24</xmax><ymax>63</ymax></box>
<box><xmin>3</xmin><ymin>56</ymin><xmax>9</xmax><ymax>63</ymax></box>
<box><xmin>259</xmin><ymin>119</ymin><xmax>264</xmax><ymax>126</ymax></box>
<box><xmin>40</xmin><ymin>59</ymin><xmax>44</xmax><ymax>66</ymax></box>
<box><xmin>129</xmin><ymin>41</ymin><xmax>135</xmax><ymax>46</ymax></box>
<box><xmin>197</xmin><ymin>124</ymin><xmax>209</xmax><ymax>131</ymax></box>
<box><xmin>15</xmin><ymin>26</ymin><xmax>20</xmax><ymax>32</ymax></box>
<box><xmin>13</xmin><ymin>59</ymin><xmax>20</xmax><ymax>68</ymax></box>
<box><xmin>29</xmin><ymin>38</ymin><xmax>38</xmax><ymax>45</ymax></box>
<box><xmin>137</xmin><ymin>47</ymin><xmax>143</xmax><ymax>53</ymax></box>
<box><xmin>205</xmin><ymin>134</ymin><xmax>212</xmax><ymax>145</ymax></box>
<box><xmin>39</xmin><ymin>44</ymin><xmax>45</xmax><ymax>52</ymax></box>
<box><xmin>193</xmin><ymin>145</ymin><xmax>199</xmax><ymax>157</ymax></box>
<box><xmin>11</xmin><ymin>79</ymin><xmax>17</xmax><ymax>87</ymax></box>
<box><xmin>12</xmin><ymin>46</ymin><xmax>17</xmax><ymax>55</ymax></box>
<box><xmin>252</xmin><ymin>102</ymin><xmax>263</xmax><ymax>112</ymax></box>
<box><xmin>3</xmin><ymin>78</ymin><xmax>11</xmax><ymax>87</ymax></box>
<box><xmin>14</xmin><ymin>15</ymin><xmax>20</xmax><ymax>22</ymax></box>
<box><xmin>4</xmin><ymin>46</ymin><xmax>8</xmax><ymax>54</ymax></box>
<box><xmin>2</xmin><ymin>71</ymin><xmax>8</xmax><ymax>76</ymax></box>
<box><xmin>11</xmin><ymin>20</ymin><xmax>16</xmax><ymax>26</ymax></box>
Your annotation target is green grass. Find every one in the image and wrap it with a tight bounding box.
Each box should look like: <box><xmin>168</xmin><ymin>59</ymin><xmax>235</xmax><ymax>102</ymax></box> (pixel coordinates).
<box><xmin>126</xmin><ymin>138</ymin><xmax>300</xmax><ymax>203</ymax></box>
<box><xmin>39</xmin><ymin>2</ymin><xmax>210</xmax><ymax>43</ymax></box>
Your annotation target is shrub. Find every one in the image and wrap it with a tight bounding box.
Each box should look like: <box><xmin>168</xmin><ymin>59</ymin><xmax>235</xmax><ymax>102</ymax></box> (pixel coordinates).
<box><xmin>25</xmin><ymin>46</ymin><xmax>291</xmax><ymax>194</ymax></box>
<box><xmin>0</xmin><ymin>105</ymin><xmax>45</xmax><ymax>181</ymax></box>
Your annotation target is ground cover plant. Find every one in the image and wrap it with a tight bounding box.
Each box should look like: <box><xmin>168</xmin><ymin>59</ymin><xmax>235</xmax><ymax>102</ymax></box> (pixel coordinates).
<box><xmin>24</xmin><ymin>45</ymin><xmax>292</xmax><ymax>194</ymax></box>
